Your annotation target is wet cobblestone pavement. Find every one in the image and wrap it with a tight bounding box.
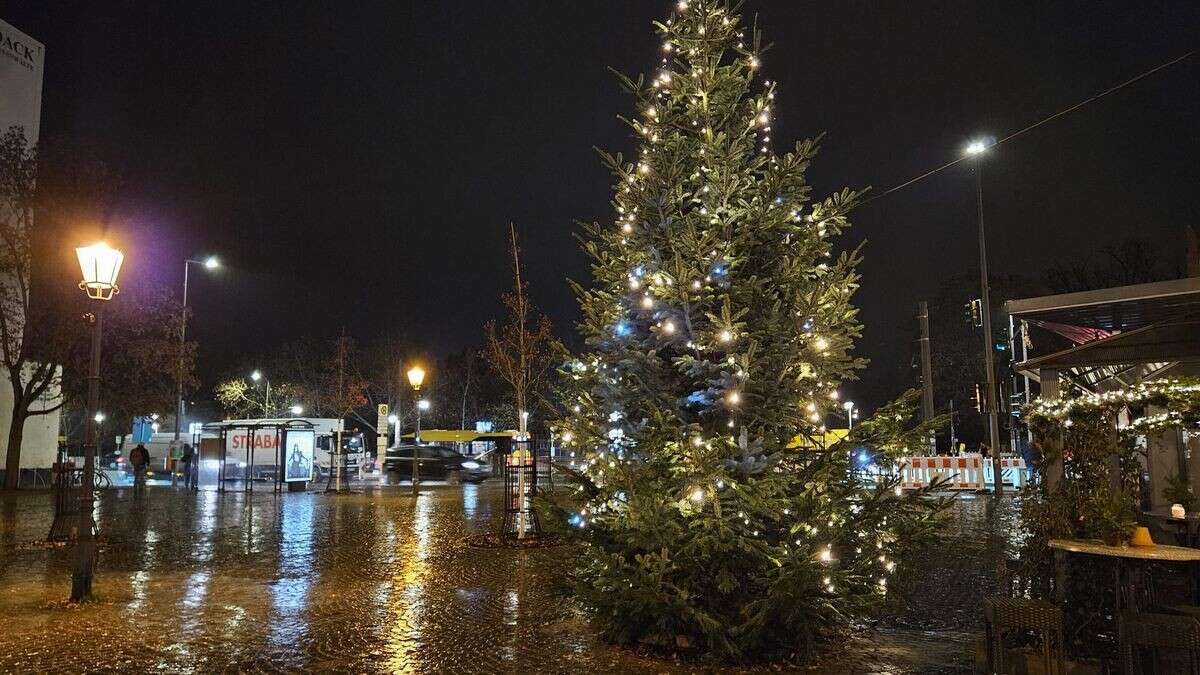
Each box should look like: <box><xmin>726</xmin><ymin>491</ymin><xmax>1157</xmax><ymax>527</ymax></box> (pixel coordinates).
<box><xmin>0</xmin><ymin>485</ymin><xmax>1022</xmax><ymax>673</ymax></box>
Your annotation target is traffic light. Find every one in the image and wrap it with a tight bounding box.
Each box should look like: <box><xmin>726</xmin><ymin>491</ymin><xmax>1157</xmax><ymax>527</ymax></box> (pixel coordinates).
<box><xmin>968</xmin><ymin>299</ymin><xmax>983</xmax><ymax>327</ymax></box>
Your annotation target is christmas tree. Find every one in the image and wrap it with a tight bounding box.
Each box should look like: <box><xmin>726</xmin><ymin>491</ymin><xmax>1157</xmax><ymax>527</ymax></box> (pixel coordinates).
<box><xmin>554</xmin><ymin>0</ymin><xmax>946</xmax><ymax>659</ymax></box>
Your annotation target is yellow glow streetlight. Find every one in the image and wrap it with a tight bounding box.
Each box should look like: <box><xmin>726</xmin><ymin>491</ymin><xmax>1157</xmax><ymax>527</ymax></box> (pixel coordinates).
<box><xmin>407</xmin><ymin>365</ymin><xmax>426</xmax><ymax>390</ymax></box>
<box><xmin>71</xmin><ymin>240</ymin><xmax>123</xmax><ymax>603</ymax></box>
<box><xmin>406</xmin><ymin>365</ymin><xmax>427</xmax><ymax>494</ymax></box>
<box><xmin>75</xmin><ymin>242</ymin><xmax>124</xmax><ymax>300</ymax></box>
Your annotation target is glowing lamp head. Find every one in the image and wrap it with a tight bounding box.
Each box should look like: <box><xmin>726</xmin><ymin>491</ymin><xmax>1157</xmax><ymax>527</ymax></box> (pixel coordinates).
<box><xmin>289</xmin><ymin>405</ymin><xmax>304</xmax><ymax>416</ymax></box>
<box><xmin>387</xmin><ymin>414</ymin><xmax>398</xmax><ymax>424</ymax></box>
<box><xmin>964</xmin><ymin>139</ymin><xmax>990</xmax><ymax>156</ymax></box>
<box><xmin>250</xmin><ymin>370</ymin><xmax>262</xmax><ymax>382</ymax></box>
<box><xmin>203</xmin><ymin>256</ymin><xmax>220</xmax><ymax>269</ymax></box>
<box><xmin>843</xmin><ymin>400</ymin><xmax>855</xmax><ymax>412</ymax></box>
<box><xmin>417</xmin><ymin>399</ymin><xmax>431</xmax><ymax>412</ymax></box>
<box><xmin>75</xmin><ymin>242</ymin><xmax>124</xmax><ymax>300</ymax></box>
<box><xmin>407</xmin><ymin>366</ymin><xmax>426</xmax><ymax>389</ymax></box>
<box><xmin>93</xmin><ymin>412</ymin><xmax>106</xmax><ymax>423</ymax></box>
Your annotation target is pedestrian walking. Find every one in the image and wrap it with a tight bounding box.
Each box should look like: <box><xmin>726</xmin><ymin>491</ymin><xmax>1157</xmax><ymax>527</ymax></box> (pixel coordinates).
<box><xmin>129</xmin><ymin>443</ymin><xmax>152</xmax><ymax>496</ymax></box>
<box><xmin>180</xmin><ymin>443</ymin><xmax>196</xmax><ymax>490</ymax></box>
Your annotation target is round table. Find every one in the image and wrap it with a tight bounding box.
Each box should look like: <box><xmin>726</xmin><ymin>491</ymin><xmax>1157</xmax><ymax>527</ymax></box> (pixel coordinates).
<box><xmin>1050</xmin><ymin>538</ymin><xmax>1200</xmax><ymax>610</ymax></box>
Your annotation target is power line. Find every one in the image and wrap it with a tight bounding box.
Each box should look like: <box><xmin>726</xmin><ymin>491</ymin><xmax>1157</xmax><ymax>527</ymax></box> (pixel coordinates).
<box><xmin>864</xmin><ymin>50</ymin><xmax>1196</xmax><ymax>205</ymax></box>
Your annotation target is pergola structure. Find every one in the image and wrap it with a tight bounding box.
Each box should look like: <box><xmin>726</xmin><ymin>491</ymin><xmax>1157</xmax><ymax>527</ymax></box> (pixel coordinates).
<box><xmin>1006</xmin><ymin>277</ymin><xmax>1200</xmax><ymax>498</ymax></box>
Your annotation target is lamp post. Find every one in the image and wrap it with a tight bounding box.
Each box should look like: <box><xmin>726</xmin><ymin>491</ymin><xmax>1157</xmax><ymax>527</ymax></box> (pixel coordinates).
<box><xmin>843</xmin><ymin>400</ymin><xmax>857</xmax><ymax>431</ymax></box>
<box><xmin>406</xmin><ymin>366</ymin><xmax>425</xmax><ymax>495</ymax></box>
<box><xmin>174</xmin><ymin>256</ymin><xmax>218</xmax><ymax>443</ymax></box>
<box><xmin>388</xmin><ymin>414</ymin><xmax>399</xmax><ymax>446</ymax></box>
<box><xmin>965</xmin><ymin>138</ymin><xmax>1004</xmax><ymax>496</ymax></box>
<box><xmin>251</xmin><ymin>370</ymin><xmax>271</xmax><ymax>418</ymax></box>
<box><xmin>71</xmin><ymin>241</ymin><xmax>123</xmax><ymax>602</ymax></box>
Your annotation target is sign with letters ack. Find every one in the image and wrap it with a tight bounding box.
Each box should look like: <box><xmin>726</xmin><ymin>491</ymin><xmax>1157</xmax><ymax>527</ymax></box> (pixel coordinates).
<box><xmin>0</xmin><ymin>18</ymin><xmax>45</xmax><ymax>142</ymax></box>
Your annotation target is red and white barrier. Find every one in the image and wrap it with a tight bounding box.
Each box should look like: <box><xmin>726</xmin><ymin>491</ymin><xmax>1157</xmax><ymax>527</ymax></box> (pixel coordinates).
<box><xmin>901</xmin><ymin>455</ymin><xmax>984</xmax><ymax>490</ymax></box>
<box><xmin>901</xmin><ymin>454</ymin><xmax>1028</xmax><ymax>490</ymax></box>
<box><xmin>982</xmin><ymin>456</ymin><xmax>1027</xmax><ymax>488</ymax></box>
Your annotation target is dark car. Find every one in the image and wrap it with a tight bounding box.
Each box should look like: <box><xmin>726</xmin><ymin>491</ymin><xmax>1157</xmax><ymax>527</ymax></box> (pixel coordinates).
<box><xmin>382</xmin><ymin>444</ymin><xmax>491</xmax><ymax>483</ymax></box>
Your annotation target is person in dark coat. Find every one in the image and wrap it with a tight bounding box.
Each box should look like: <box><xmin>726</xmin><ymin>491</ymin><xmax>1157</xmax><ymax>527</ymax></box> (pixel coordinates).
<box><xmin>129</xmin><ymin>443</ymin><xmax>152</xmax><ymax>494</ymax></box>
<box><xmin>179</xmin><ymin>443</ymin><xmax>196</xmax><ymax>489</ymax></box>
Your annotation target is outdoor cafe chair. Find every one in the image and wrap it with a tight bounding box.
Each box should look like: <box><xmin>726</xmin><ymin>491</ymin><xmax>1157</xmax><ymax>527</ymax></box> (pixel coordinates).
<box><xmin>984</xmin><ymin>559</ymin><xmax>1065</xmax><ymax>674</ymax></box>
<box><xmin>1119</xmin><ymin>609</ymin><xmax>1200</xmax><ymax>674</ymax></box>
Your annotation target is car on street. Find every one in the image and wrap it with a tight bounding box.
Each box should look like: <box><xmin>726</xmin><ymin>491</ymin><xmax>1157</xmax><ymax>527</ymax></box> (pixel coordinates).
<box><xmin>382</xmin><ymin>444</ymin><xmax>491</xmax><ymax>483</ymax></box>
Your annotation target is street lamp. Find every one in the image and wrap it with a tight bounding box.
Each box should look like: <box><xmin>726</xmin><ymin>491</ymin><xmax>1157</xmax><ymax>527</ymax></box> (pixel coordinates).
<box><xmin>290</xmin><ymin>404</ymin><xmax>304</xmax><ymax>416</ymax></box>
<box><xmin>964</xmin><ymin>137</ymin><xmax>1004</xmax><ymax>496</ymax></box>
<box><xmin>843</xmin><ymin>400</ymin><xmax>856</xmax><ymax>431</ymax></box>
<box><xmin>388</xmin><ymin>414</ymin><xmax>399</xmax><ymax>446</ymax></box>
<box><xmin>174</xmin><ymin>256</ymin><xmax>219</xmax><ymax>442</ymax></box>
<box><xmin>406</xmin><ymin>366</ymin><xmax>426</xmax><ymax>495</ymax></box>
<box><xmin>250</xmin><ymin>370</ymin><xmax>271</xmax><ymax>417</ymax></box>
<box><xmin>72</xmin><ymin>241</ymin><xmax>123</xmax><ymax>602</ymax></box>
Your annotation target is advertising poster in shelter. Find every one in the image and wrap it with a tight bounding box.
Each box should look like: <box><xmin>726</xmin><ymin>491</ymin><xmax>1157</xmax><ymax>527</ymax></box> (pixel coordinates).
<box><xmin>284</xmin><ymin>430</ymin><xmax>315</xmax><ymax>482</ymax></box>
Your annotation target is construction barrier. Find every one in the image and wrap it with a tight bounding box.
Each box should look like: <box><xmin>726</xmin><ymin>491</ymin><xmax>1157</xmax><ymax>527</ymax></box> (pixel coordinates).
<box><xmin>982</xmin><ymin>456</ymin><xmax>1028</xmax><ymax>489</ymax></box>
<box><xmin>901</xmin><ymin>454</ymin><xmax>1028</xmax><ymax>491</ymax></box>
<box><xmin>900</xmin><ymin>455</ymin><xmax>984</xmax><ymax>490</ymax></box>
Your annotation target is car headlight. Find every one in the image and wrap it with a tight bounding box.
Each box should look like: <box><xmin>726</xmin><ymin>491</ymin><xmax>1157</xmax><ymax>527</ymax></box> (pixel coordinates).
<box><xmin>461</xmin><ymin>461</ymin><xmax>480</xmax><ymax>470</ymax></box>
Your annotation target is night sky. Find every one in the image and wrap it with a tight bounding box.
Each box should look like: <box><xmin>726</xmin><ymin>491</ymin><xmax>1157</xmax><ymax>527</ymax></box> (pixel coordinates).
<box><xmin>6</xmin><ymin>1</ymin><xmax>1198</xmax><ymax>412</ymax></box>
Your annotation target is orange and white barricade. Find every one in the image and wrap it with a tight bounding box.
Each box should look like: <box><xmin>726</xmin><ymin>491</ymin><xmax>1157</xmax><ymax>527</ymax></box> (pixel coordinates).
<box><xmin>900</xmin><ymin>455</ymin><xmax>985</xmax><ymax>491</ymax></box>
<box><xmin>982</xmin><ymin>455</ymin><xmax>1027</xmax><ymax>488</ymax></box>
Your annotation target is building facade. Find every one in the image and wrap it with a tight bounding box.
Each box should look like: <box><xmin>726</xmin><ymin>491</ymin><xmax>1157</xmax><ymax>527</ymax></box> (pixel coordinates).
<box><xmin>1</xmin><ymin>18</ymin><xmax>59</xmax><ymax>472</ymax></box>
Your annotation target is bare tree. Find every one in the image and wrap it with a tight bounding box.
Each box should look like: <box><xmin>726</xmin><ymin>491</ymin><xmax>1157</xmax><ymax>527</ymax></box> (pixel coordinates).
<box><xmin>1045</xmin><ymin>237</ymin><xmax>1177</xmax><ymax>293</ymax></box>
<box><xmin>0</xmin><ymin>129</ymin><xmax>76</xmax><ymax>486</ymax></box>
<box><xmin>483</xmin><ymin>223</ymin><xmax>556</xmax><ymax>438</ymax></box>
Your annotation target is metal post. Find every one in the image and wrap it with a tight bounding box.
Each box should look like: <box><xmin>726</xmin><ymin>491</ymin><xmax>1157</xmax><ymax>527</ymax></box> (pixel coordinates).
<box><xmin>918</xmin><ymin>301</ymin><xmax>935</xmax><ymax>422</ymax></box>
<box><xmin>411</xmin><ymin>403</ymin><xmax>421</xmax><ymax>495</ymax></box>
<box><xmin>70</xmin><ymin>309</ymin><xmax>103</xmax><ymax>602</ymax></box>
<box><xmin>175</xmin><ymin>262</ymin><xmax>189</xmax><ymax>442</ymax></box>
<box><xmin>976</xmin><ymin>165</ymin><xmax>1004</xmax><ymax>495</ymax></box>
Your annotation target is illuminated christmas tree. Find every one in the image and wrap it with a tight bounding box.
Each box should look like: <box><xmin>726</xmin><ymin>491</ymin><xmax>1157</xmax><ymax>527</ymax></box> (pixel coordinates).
<box><xmin>555</xmin><ymin>0</ymin><xmax>945</xmax><ymax>658</ymax></box>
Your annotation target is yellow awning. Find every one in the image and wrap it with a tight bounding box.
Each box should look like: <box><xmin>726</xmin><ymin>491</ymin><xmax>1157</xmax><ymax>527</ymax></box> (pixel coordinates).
<box><xmin>787</xmin><ymin>428</ymin><xmax>850</xmax><ymax>449</ymax></box>
<box><xmin>400</xmin><ymin>430</ymin><xmax>520</xmax><ymax>443</ymax></box>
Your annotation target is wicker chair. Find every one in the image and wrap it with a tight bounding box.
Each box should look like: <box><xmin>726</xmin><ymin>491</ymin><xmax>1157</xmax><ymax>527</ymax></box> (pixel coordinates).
<box><xmin>984</xmin><ymin>560</ymin><xmax>1065</xmax><ymax>674</ymax></box>
<box><xmin>1119</xmin><ymin>610</ymin><xmax>1200</xmax><ymax>674</ymax></box>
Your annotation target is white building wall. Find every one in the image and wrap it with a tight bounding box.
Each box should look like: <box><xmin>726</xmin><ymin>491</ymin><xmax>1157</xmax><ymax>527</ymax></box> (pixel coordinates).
<box><xmin>0</xmin><ymin>18</ymin><xmax>56</xmax><ymax>469</ymax></box>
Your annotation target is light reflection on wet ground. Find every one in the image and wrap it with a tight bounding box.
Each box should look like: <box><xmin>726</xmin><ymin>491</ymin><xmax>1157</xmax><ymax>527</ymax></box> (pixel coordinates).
<box><xmin>0</xmin><ymin>486</ymin><xmax>1013</xmax><ymax>673</ymax></box>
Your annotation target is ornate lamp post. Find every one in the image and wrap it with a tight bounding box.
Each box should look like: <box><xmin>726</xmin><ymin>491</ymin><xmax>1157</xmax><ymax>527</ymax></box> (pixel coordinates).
<box><xmin>71</xmin><ymin>241</ymin><xmax>123</xmax><ymax>602</ymax></box>
<box><xmin>406</xmin><ymin>366</ymin><xmax>425</xmax><ymax>495</ymax></box>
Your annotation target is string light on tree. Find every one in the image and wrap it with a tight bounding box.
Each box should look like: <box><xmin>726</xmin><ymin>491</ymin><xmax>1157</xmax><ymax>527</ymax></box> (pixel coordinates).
<box><xmin>555</xmin><ymin>0</ymin><xmax>945</xmax><ymax>658</ymax></box>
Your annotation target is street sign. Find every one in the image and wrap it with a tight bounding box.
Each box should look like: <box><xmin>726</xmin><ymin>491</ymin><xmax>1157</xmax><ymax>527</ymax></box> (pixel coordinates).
<box><xmin>376</xmin><ymin>403</ymin><xmax>390</xmax><ymax>455</ymax></box>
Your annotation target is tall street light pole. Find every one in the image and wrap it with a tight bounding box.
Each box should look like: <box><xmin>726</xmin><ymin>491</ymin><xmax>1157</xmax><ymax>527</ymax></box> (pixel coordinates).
<box><xmin>843</xmin><ymin>400</ymin><xmax>856</xmax><ymax>431</ymax></box>
<box><xmin>966</xmin><ymin>139</ymin><xmax>1004</xmax><ymax>496</ymax></box>
<box><xmin>175</xmin><ymin>256</ymin><xmax>219</xmax><ymax>442</ymax></box>
<box><xmin>407</xmin><ymin>366</ymin><xmax>426</xmax><ymax>495</ymax></box>
<box><xmin>72</xmin><ymin>241</ymin><xmax>124</xmax><ymax>602</ymax></box>
<box><xmin>251</xmin><ymin>370</ymin><xmax>270</xmax><ymax>418</ymax></box>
